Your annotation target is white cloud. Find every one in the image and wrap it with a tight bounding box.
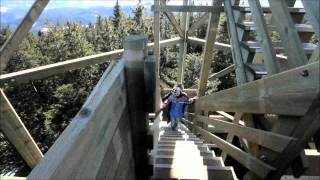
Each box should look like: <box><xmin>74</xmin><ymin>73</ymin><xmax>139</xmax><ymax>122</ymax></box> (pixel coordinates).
<box><xmin>0</xmin><ymin>7</ymin><xmax>11</xmax><ymax>13</ymax></box>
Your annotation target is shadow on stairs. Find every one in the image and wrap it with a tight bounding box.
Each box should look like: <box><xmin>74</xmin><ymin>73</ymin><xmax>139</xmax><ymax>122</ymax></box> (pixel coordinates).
<box><xmin>152</xmin><ymin>123</ymin><xmax>238</xmax><ymax>180</ymax></box>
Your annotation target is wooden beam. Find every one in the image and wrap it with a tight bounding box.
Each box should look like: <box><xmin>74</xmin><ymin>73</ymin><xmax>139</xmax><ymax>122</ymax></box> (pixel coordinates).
<box><xmin>157</xmin><ymin>5</ymin><xmax>224</xmax><ymax>12</ymax></box>
<box><xmin>192</xmin><ymin>114</ymin><xmax>296</xmax><ymax>152</ymax></box>
<box><xmin>268</xmin><ymin>0</ymin><xmax>308</xmax><ymax>68</ymax></box>
<box><xmin>208</xmin><ymin>64</ymin><xmax>235</xmax><ymax>81</ymax></box>
<box><xmin>188</xmin><ymin>37</ymin><xmax>231</xmax><ymax>52</ymax></box>
<box><xmin>0</xmin><ymin>0</ymin><xmax>49</xmax><ymax>72</ymax></box>
<box><xmin>188</xmin><ymin>13</ymin><xmax>210</xmax><ymax>35</ymax></box>
<box><xmin>224</xmin><ymin>0</ymin><xmax>247</xmax><ymax>85</ymax></box>
<box><xmin>28</xmin><ymin>60</ymin><xmax>132</xmax><ymax>179</ymax></box>
<box><xmin>247</xmin><ymin>0</ymin><xmax>280</xmax><ymax>75</ymax></box>
<box><xmin>162</xmin><ymin>12</ymin><xmax>184</xmax><ymax>38</ymax></box>
<box><xmin>195</xmin><ymin>61</ymin><xmax>320</xmax><ymax>116</ymax></box>
<box><xmin>216</xmin><ymin>111</ymin><xmax>234</xmax><ymax>121</ymax></box>
<box><xmin>0</xmin><ymin>38</ymin><xmax>181</xmax><ymax>86</ymax></box>
<box><xmin>233</xmin><ymin>6</ymin><xmax>306</xmax><ymax>13</ymax></box>
<box><xmin>154</xmin><ymin>0</ymin><xmax>161</xmax><ymax>76</ymax></box>
<box><xmin>190</xmin><ymin>64</ymin><xmax>235</xmax><ymax>89</ymax></box>
<box><xmin>0</xmin><ymin>89</ymin><xmax>43</xmax><ymax>168</ymax></box>
<box><xmin>269</xmin><ymin>93</ymin><xmax>320</xmax><ymax>179</ymax></box>
<box><xmin>176</xmin><ymin>0</ymin><xmax>189</xmax><ymax>84</ymax></box>
<box><xmin>301</xmin><ymin>0</ymin><xmax>320</xmax><ymax>39</ymax></box>
<box><xmin>197</xmin><ymin>0</ymin><xmax>222</xmax><ymax>96</ymax></box>
<box><xmin>182</xmin><ymin>119</ymin><xmax>275</xmax><ymax>179</ymax></box>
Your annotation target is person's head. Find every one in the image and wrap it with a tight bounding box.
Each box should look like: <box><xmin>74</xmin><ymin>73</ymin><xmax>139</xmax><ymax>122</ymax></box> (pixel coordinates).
<box><xmin>172</xmin><ymin>86</ymin><xmax>182</xmax><ymax>97</ymax></box>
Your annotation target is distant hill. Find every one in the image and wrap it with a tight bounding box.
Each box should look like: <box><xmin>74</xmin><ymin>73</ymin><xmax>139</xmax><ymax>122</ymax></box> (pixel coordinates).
<box><xmin>0</xmin><ymin>5</ymin><xmax>153</xmax><ymax>32</ymax></box>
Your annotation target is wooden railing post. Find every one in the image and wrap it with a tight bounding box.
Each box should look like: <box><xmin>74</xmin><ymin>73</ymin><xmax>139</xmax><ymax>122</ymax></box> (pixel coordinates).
<box><xmin>123</xmin><ymin>35</ymin><xmax>151</xmax><ymax>179</ymax></box>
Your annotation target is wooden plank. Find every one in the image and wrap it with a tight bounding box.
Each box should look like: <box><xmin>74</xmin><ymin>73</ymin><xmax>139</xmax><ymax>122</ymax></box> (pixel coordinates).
<box><xmin>123</xmin><ymin>35</ymin><xmax>149</xmax><ymax>179</ymax></box>
<box><xmin>0</xmin><ymin>0</ymin><xmax>49</xmax><ymax>72</ymax></box>
<box><xmin>268</xmin><ymin>0</ymin><xmax>308</xmax><ymax>68</ymax></box>
<box><xmin>233</xmin><ymin>6</ymin><xmax>306</xmax><ymax>13</ymax></box>
<box><xmin>154</xmin><ymin>0</ymin><xmax>160</xmax><ymax>75</ymax></box>
<box><xmin>241</xmin><ymin>41</ymin><xmax>317</xmax><ymax>54</ymax></box>
<box><xmin>28</xmin><ymin>60</ymin><xmax>128</xmax><ymax>179</ymax></box>
<box><xmin>216</xmin><ymin>111</ymin><xmax>234</xmax><ymax>121</ymax></box>
<box><xmin>0</xmin><ymin>89</ymin><xmax>43</xmax><ymax>168</ymax></box>
<box><xmin>192</xmin><ymin>114</ymin><xmax>296</xmax><ymax>152</ymax></box>
<box><xmin>247</xmin><ymin>0</ymin><xmax>280</xmax><ymax>75</ymax></box>
<box><xmin>182</xmin><ymin>119</ymin><xmax>275</xmax><ymax>179</ymax></box>
<box><xmin>157</xmin><ymin>5</ymin><xmax>224</xmax><ymax>12</ymax></box>
<box><xmin>195</xmin><ymin>61</ymin><xmax>320</xmax><ymax>116</ymax></box>
<box><xmin>224</xmin><ymin>0</ymin><xmax>247</xmax><ymax>85</ymax></box>
<box><xmin>301</xmin><ymin>0</ymin><xmax>320</xmax><ymax>39</ymax></box>
<box><xmin>188</xmin><ymin>13</ymin><xmax>210</xmax><ymax>35</ymax></box>
<box><xmin>0</xmin><ymin>38</ymin><xmax>181</xmax><ymax>86</ymax></box>
<box><xmin>238</xmin><ymin>22</ymin><xmax>314</xmax><ymax>33</ymax></box>
<box><xmin>197</xmin><ymin>0</ymin><xmax>223</xmax><ymax>96</ymax></box>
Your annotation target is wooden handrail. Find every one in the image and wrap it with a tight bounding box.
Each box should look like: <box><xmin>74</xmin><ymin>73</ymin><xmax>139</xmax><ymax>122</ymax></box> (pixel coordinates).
<box><xmin>0</xmin><ymin>37</ymin><xmax>181</xmax><ymax>87</ymax></box>
<box><xmin>189</xmin><ymin>114</ymin><xmax>296</xmax><ymax>152</ymax></box>
<box><xmin>182</xmin><ymin>118</ymin><xmax>275</xmax><ymax>179</ymax></box>
<box><xmin>195</xmin><ymin>61</ymin><xmax>320</xmax><ymax>116</ymax></box>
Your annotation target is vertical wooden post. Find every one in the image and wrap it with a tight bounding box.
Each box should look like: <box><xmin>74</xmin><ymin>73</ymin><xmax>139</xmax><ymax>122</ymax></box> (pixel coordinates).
<box><xmin>177</xmin><ymin>0</ymin><xmax>189</xmax><ymax>84</ymax></box>
<box><xmin>0</xmin><ymin>89</ymin><xmax>43</xmax><ymax>168</ymax></box>
<box><xmin>0</xmin><ymin>0</ymin><xmax>49</xmax><ymax>72</ymax></box>
<box><xmin>154</xmin><ymin>0</ymin><xmax>161</xmax><ymax>76</ymax></box>
<box><xmin>123</xmin><ymin>35</ymin><xmax>149</xmax><ymax>180</ymax></box>
<box><xmin>197</xmin><ymin>0</ymin><xmax>223</xmax><ymax>96</ymax></box>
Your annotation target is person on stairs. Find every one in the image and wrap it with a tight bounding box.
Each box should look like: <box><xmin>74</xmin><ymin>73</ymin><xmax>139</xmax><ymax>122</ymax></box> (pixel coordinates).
<box><xmin>162</xmin><ymin>85</ymin><xmax>189</xmax><ymax>130</ymax></box>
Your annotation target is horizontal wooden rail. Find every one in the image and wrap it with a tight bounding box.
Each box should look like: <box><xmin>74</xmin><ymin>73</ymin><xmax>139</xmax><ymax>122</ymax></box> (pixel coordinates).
<box><xmin>0</xmin><ymin>37</ymin><xmax>181</xmax><ymax>87</ymax></box>
<box><xmin>153</xmin><ymin>5</ymin><xmax>224</xmax><ymax>12</ymax></box>
<box><xmin>188</xmin><ymin>37</ymin><xmax>231</xmax><ymax>52</ymax></box>
<box><xmin>195</xmin><ymin>61</ymin><xmax>320</xmax><ymax>116</ymax></box>
<box><xmin>182</xmin><ymin>119</ymin><xmax>275</xmax><ymax>179</ymax></box>
<box><xmin>190</xmin><ymin>114</ymin><xmax>296</xmax><ymax>152</ymax></box>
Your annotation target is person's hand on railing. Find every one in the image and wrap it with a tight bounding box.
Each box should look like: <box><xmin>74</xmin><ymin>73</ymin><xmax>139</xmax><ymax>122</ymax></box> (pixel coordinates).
<box><xmin>188</xmin><ymin>96</ymin><xmax>198</xmax><ymax>104</ymax></box>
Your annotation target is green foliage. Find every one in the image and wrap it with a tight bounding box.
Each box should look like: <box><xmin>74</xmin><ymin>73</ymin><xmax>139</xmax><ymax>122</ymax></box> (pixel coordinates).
<box><xmin>183</xmin><ymin>53</ymin><xmax>202</xmax><ymax>88</ymax></box>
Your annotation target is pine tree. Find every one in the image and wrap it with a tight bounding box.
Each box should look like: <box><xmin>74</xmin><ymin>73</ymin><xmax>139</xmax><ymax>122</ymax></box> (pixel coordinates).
<box><xmin>112</xmin><ymin>0</ymin><xmax>122</xmax><ymax>29</ymax></box>
<box><xmin>133</xmin><ymin>1</ymin><xmax>145</xmax><ymax>32</ymax></box>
